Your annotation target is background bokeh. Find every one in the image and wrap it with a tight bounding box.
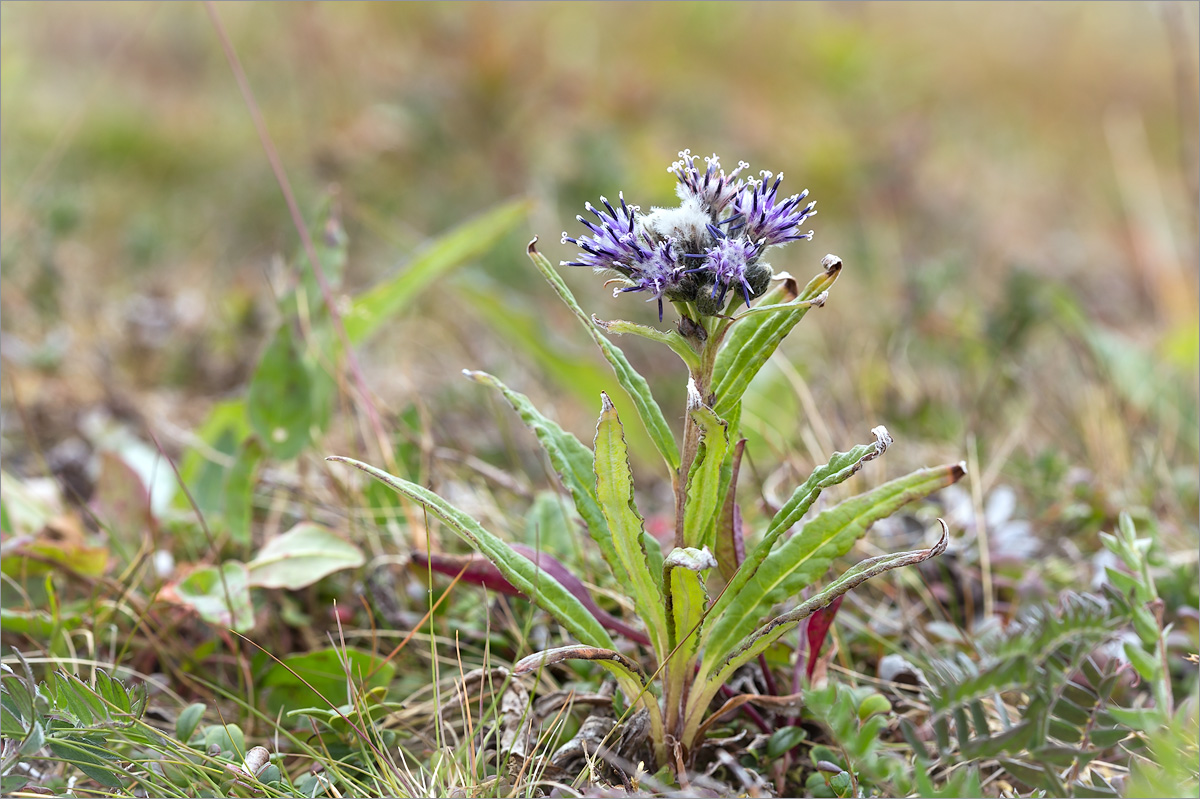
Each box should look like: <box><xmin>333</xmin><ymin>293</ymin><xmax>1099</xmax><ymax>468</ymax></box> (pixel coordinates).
<box><xmin>2</xmin><ymin>2</ymin><xmax>1197</xmax><ymax>553</ymax></box>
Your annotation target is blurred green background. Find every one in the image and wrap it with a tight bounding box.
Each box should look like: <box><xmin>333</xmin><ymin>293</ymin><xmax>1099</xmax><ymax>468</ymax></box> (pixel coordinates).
<box><xmin>2</xmin><ymin>2</ymin><xmax>1197</xmax><ymax>546</ymax></box>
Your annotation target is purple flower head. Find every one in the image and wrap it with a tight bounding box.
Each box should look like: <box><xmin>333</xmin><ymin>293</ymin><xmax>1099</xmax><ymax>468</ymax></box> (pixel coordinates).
<box><xmin>669</xmin><ymin>150</ymin><xmax>749</xmax><ymax>215</ymax></box>
<box><xmin>733</xmin><ymin>171</ymin><xmax>817</xmax><ymax>248</ymax></box>
<box><xmin>561</xmin><ymin>151</ymin><xmax>816</xmax><ymax>321</ymax></box>
<box><xmin>561</xmin><ymin>193</ymin><xmax>649</xmax><ymax>274</ymax></box>
<box><xmin>615</xmin><ymin>238</ymin><xmax>684</xmax><ymax>322</ymax></box>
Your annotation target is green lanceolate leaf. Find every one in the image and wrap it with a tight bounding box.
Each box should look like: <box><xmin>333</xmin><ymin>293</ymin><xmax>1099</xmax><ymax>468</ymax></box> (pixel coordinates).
<box><xmin>711</xmin><ymin>256</ymin><xmax>841</xmax><ymax>419</ymax></box>
<box><xmin>529</xmin><ymin>242</ymin><xmax>680</xmax><ymax>473</ymax></box>
<box><xmin>592</xmin><ymin>316</ymin><xmax>700</xmax><ymax>371</ymax></box>
<box><xmin>683</xmin><ymin>529</ymin><xmax>949</xmax><ymax>747</ymax></box>
<box><xmin>592</xmin><ymin>394</ymin><xmax>668</xmax><ymax>656</ymax></box>
<box><xmin>663</xmin><ymin>546</ymin><xmax>716</xmax><ymax>732</ymax></box>
<box><xmin>702</xmin><ymin>459</ymin><xmax>965</xmax><ymax>675</ymax></box>
<box><xmin>664</xmin><ymin>547</ymin><xmax>716</xmax><ymax>657</ymax></box>
<box><xmin>713</xmin><ymin>526</ymin><xmax>950</xmax><ymax>679</ymax></box>
<box><xmin>703</xmin><ymin>428</ymin><xmax>891</xmax><ymax>647</ymax></box>
<box><xmin>464</xmin><ymin>371</ymin><xmax>615</xmax><ymax>565</ymax></box>
<box><xmin>344</xmin><ymin>200</ymin><xmax>529</xmax><ymax>345</ymax></box>
<box><xmin>327</xmin><ymin>456</ymin><xmax>614</xmax><ymax>649</ymax></box>
<box><xmin>682</xmin><ymin>401</ymin><xmax>729</xmax><ymax>551</ymax></box>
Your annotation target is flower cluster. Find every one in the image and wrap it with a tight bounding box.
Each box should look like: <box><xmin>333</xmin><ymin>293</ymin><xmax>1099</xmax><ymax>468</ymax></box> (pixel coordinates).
<box><xmin>562</xmin><ymin>150</ymin><xmax>817</xmax><ymax>320</ymax></box>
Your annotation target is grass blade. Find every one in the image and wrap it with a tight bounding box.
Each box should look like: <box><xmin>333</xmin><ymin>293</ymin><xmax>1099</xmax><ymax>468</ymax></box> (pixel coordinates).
<box><xmin>344</xmin><ymin>200</ymin><xmax>529</xmax><ymax>345</ymax></box>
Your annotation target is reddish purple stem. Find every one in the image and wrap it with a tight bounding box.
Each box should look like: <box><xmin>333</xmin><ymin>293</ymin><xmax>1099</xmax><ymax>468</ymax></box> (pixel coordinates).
<box><xmin>410</xmin><ymin>545</ymin><xmax>652</xmax><ymax>646</ymax></box>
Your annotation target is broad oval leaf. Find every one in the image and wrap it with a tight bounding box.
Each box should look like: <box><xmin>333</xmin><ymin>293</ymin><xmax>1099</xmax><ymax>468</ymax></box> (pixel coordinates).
<box><xmin>246</xmin><ymin>522</ymin><xmax>365</xmax><ymax>590</ymax></box>
<box><xmin>169</xmin><ymin>561</ymin><xmax>254</xmax><ymax>632</ymax></box>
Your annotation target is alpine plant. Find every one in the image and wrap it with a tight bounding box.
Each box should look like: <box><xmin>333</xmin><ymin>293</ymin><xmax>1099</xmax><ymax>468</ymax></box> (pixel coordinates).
<box><xmin>331</xmin><ymin>149</ymin><xmax>964</xmax><ymax>773</ymax></box>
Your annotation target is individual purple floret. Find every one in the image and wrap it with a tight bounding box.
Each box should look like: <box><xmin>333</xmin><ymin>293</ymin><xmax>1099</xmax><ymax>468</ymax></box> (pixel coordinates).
<box><xmin>668</xmin><ymin>150</ymin><xmax>749</xmax><ymax>215</ymax></box>
<box><xmin>685</xmin><ymin>225</ymin><xmax>762</xmax><ymax>307</ymax></box>
<box><xmin>560</xmin><ymin>193</ymin><xmax>647</xmax><ymax>274</ymax></box>
<box><xmin>733</xmin><ymin>171</ymin><xmax>817</xmax><ymax>248</ymax></box>
<box><xmin>615</xmin><ymin>238</ymin><xmax>684</xmax><ymax>322</ymax></box>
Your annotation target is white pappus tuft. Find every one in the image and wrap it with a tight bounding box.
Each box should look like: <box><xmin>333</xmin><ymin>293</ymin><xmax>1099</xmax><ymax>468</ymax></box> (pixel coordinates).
<box><xmin>638</xmin><ymin>196</ymin><xmax>712</xmax><ymax>246</ymax></box>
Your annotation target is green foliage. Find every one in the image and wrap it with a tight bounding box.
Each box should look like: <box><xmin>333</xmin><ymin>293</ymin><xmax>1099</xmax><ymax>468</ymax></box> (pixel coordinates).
<box><xmin>527</xmin><ymin>246</ymin><xmax>681</xmax><ymax>473</ymax></box>
<box><xmin>329</xmin><ymin>242</ymin><xmax>965</xmax><ymax>773</ymax></box>
<box><xmin>465</xmin><ymin>370</ymin><xmax>613</xmax><ymax>566</ymax></box>
<box><xmin>592</xmin><ymin>393</ymin><xmax>669</xmax><ymax>655</ymax></box>
<box><xmin>328</xmin><ymin>457</ymin><xmax>616</xmax><ymax>651</ymax></box>
<box><xmin>912</xmin><ymin>595</ymin><xmax>1130</xmax><ymax>797</ymax></box>
<box><xmin>711</xmin><ymin>256</ymin><xmax>839</xmax><ymax>419</ymax></box>
<box><xmin>342</xmin><ymin>201</ymin><xmax>528</xmax><ymax>345</ymax></box>
<box><xmin>1124</xmin><ymin>697</ymin><xmax>1200</xmax><ymax>799</ymax></box>
<box><xmin>173</xmin><ymin>561</ymin><xmax>255</xmax><ymax>632</ymax></box>
<box><xmin>6</xmin><ymin>6</ymin><xmax>1196</xmax><ymax>797</ymax></box>
<box><xmin>681</xmin><ymin>403</ymin><xmax>730</xmax><ymax>552</ymax></box>
<box><xmin>245</xmin><ymin>522</ymin><xmax>367</xmax><ymax>590</ymax></box>
<box><xmin>261</xmin><ymin>647</ymin><xmax>396</xmax><ymax>719</ymax></box>
<box><xmin>702</xmin><ymin>460</ymin><xmax>962</xmax><ymax>677</ymax></box>
<box><xmin>2</xmin><ymin>656</ymin><xmax>176</xmax><ymax>794</ymax></box>
<box><xmin>175</xmin><ymin>198</ymin><xmax>527</xmax><ymax>540</ymax></box>
<box><xmin>803</xmin><ymin>683</ymin><xmax>905</xmax><ymax>797</ymax></box>
<box><xmin>901</xmin><ymin>516</ymin><xmax>1198</xmax><ymax>797</ymax></box>
<box><xmin>248</xmin><ymin>322</ymin><xmax>315</xmax><ymax>461</ymax></box>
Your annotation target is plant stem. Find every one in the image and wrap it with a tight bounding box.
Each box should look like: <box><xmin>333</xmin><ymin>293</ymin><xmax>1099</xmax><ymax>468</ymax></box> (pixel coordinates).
<box><xmin>672</xmin><ymin>315</ymin><xmax>731</xmax><ymax>550</ymax></box>
<box><xmin>666</xmin><ymin>311</ymin><xmax>738</xmax><ymax>744</ymax></box>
